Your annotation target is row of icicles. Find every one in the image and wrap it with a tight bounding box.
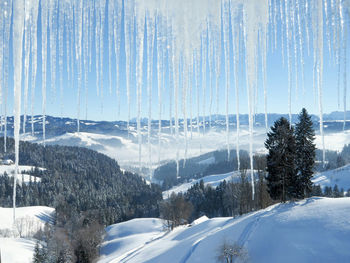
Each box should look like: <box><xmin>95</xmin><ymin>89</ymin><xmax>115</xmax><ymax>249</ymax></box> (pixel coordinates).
<box><xmin>0</xmin><ymin>0</ymin><xmax>349</xmax><ymax>222</ymax></box>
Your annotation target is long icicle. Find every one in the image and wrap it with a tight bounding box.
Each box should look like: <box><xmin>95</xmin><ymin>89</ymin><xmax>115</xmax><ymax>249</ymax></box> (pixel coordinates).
<box><xmin>3</xmin><ymin>0</ymin><xmax>12</xmax><ymax>152</ymax></box>
<box><xmin>146</xmin><ymin>14</ymin><xmax>155</xmax><ymax>178</ymax></box>
<box><xmin>136</xmin><ymin>8</ymin><xmax>145</xmax><ymax>173</ymax></box>
<box><xmin>30</xmin><ymin>0</ymin><xmax>39</xmax><ymax>136</ymax></box>
<box><xmin>12</xmin><ymin>0</ymin><xmax>25</xmax><ymax>224</ymax></box>
<box><xmin>223</xmin><ymin>1</ymin><xmax>230</xmax><ymax>160</ymax></box>
<box><xmin>41</xmin><ymin>0</ymin><xmax>49</xmax><ymax>145</ymax></box>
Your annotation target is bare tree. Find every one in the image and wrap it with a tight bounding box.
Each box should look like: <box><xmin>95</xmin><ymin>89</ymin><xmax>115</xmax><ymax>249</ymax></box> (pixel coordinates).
<box><xmin>217</xmin><ymin>240</ymin><xmax>249</xmax><ymax>263</ymax></box>
<box><xmin>160</xmin><ymin>192</ymin><xmax>193</xmax><ymax>230</ymax></box>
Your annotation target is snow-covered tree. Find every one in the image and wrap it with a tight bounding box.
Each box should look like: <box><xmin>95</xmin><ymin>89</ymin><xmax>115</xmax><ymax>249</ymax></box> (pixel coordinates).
<box><xmin>295</xmin><ymin>108</ymin><xmax>316</xmax><ymax>198</ymax></box>
<box><xmin>265</xmin><ymin>117</ymin><xmax>297</xmax><ymax>202</ymax></box>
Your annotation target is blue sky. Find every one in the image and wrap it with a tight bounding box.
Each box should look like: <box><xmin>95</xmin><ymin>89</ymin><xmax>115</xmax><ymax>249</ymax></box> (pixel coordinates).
<box><xmin>4</xmin><ymin>2</ymin><xmax>349</xmax><ymax>122</ymax></box>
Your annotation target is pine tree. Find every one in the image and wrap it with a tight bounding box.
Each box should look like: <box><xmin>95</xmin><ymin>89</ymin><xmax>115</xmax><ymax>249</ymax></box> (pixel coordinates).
<box><xmin>32</xmin><ymin>241</ymin><xmax>44</xmax><ymax>263</ymax></box>
<box><xmin>265</xmin><ymin>117</ymin><xmax>297</xmax><ymax>202</ymax></box>
<box><xmin>295</xmin><ymin>108</ymin><xmax>316</xmax><ymax>198</ymax></box>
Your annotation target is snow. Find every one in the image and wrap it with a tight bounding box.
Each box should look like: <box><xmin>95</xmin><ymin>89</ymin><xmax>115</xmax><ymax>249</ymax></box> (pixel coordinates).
<box><xmin>0</xmin><ymin>238</ymin><xmax>38</xmax><ymax>263</ymax></box>
<box><xmin>98</xmin><ymin>218</ymin><xmax>165</xmax><ymax>263</ymax></box>
<box><xmin>190</xmin><ymin>216</ymin><xmax>209</xmax><ymax>226</ymax></box>
<box><xmin>197</xmin><ymin>157</ymin><xmax>215</xmax><ymax>166</ymax></box>
<box><xmin>0</xmin><ymin>206</ymin><xmax>55</xmax><ymax>263</ymax></box>
<box><xmin>98</xmin><ymin>197</ymin><xmax>350</xmax><ymax>263</ymax></box>
<box><xmin>162</xmin><ymin>171</ymin><xmax>258</xmax><ymax>199</ymax></box>
<box><xmin>313</xmin><ymin>164</ymin><xmax>350</xmax><ymax>191</ymax></box>
<box><xmin>0</xmin><ymin>165</ymin><xmax>44</xmax><ymax>183</ymax></box>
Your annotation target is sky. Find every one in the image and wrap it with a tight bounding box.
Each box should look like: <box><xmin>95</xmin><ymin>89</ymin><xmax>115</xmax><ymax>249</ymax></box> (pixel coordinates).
<box><xmin>3</xmin><ymin>0</ymin><xmax>349</xmax><ymax>122</ymax></box>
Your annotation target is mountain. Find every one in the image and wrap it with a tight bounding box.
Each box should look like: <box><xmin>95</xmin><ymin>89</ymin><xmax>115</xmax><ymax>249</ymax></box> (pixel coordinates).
<box><xmin>98</xmin><ymin>197</ymin><xmax>350</xmax><ymax>263</ymax></box>
<box><xmin>1</xmin><ymin>112</ymin><xmax>349</xmax><ymax>176</ymax></box>
<box><xmin>0</xmin><ymin>138</ymin><xmax>162</xmax><ymax>225</ymax></box>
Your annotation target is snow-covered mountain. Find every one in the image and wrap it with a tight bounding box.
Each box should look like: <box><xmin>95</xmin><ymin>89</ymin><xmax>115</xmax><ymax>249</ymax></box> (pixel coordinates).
<box><xmin>2</xmin><ymin>114</ymin><xmax>349</xmax><ymax>174</ymax></box>
<box><xmin>98</xmin><ymin>197</ymin><xmax>350</xmax><ymax>263</ymax></box>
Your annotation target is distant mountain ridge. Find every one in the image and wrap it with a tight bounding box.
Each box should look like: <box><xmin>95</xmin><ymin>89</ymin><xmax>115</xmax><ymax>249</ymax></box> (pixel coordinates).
<box><xmin>1</xmin><ymin>111</ymin><xmax>350</xmax><ymax>138</ymax></box>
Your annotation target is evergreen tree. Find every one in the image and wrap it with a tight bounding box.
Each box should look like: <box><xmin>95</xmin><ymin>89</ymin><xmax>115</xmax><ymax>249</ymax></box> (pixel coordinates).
<box><xmin>295</xmin><ymin>108</ymin><xmax>316</xmax><ymax>198</ymax></box>
<box><xmin>32</xmin><ymin>242</ymin><xmax>45</xmax><ymax>263</ymax></box>
<box><xmin>265</xmin><ymin>117</ymin><xmax>297</xmax><ymax>202</ymax></box>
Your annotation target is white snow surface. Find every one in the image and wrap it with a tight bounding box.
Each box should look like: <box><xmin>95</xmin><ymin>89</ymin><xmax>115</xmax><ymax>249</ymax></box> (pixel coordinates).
<box><xmin>0</xmin><ymin>238</ymin><xmax>38</xmax><ymax>263</ymax></box>
<box><xmin>99</xmin><ymin>197</ymin><xmax>350</xmax><ymax>263</ymax></box>
<box><xmin>0</xmin><ymin>165</ymin><xmax>44</xmax><ymax>183</ymax></box>
<box><xmin>99</xmin><ymin>218</ymin><xmax>166</xmax><ymax>263</ymax></box>
<box><xmin>162</xmin><ymin>171</ymin><xmax>258</xmax><ymax>199</ymax></box>
<box><xmin>0</xmin><ymin>206</ymin><xmax>55</xmax><ymax>263</ymax></box>
<box><xmin>313</xmin><ymin>164</ymin><xmax>350</xmax><ymax>190</ymax></box>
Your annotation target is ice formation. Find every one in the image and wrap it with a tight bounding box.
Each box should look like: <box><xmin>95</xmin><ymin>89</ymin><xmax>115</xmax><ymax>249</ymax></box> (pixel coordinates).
<box><xmin>2</xmin><ymin>0</ymin><xmax>350</xmax><ymax>208</ymax></box>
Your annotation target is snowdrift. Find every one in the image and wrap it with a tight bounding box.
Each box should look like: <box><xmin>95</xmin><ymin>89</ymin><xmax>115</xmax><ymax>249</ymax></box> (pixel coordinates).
<box><xmin>0</xmin><ymin>206</ymin><xmax>55</xmax><ymax>263</ymax></box>
<box><xmin>99</xmin><ymin>197</ymin><xmax>350</xmax><ymax>263</ymax></box>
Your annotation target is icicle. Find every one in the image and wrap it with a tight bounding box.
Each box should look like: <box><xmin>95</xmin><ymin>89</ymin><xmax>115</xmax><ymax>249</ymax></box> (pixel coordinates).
<box><xmin>30</xmin><ymin>0</ymin><xmax>39</xmax><ymax>137</ymax></box>
<box><xmin>313</xmin><ymin>0</ymin><xmax>325</xmax><ymax>167</ymax></box>
<box><xmin>83</xmin><ymin>1</ymin><xmax>90</xmax><ymax>120</ymax></box>
<box><xmin>182</xmin><ymin>62</ymin><xmax>188</xmax><ymax>167</ymax></box>
<box><xmin>344</xmin><ymin>41</ymin><xmax>347</xmax><ymax>130</ymax></box>
<box><xmin>41</xmin><ymin>0</ymin><xmax>49</xmax><ymax>145</ymax></box>
<box><xmin>207</xmin><ymin>21</ymin><xmax>213</xmax><ymax>130</ymax></box>
<box><xmin>124</xmin><ymin>1</ymin><xmax>134</xmax><ymax>138</ymax></box>
<box><xmin>95</xmin><ymin>1</ymin><xmax>101</xmax><ymax>97</ymax></box>
<box><xmin>214</xmin><ymin>28</ymin><xmax>221</xmax><ymax>122</ymax></box>
<box><xmin>189</xmin><ymin>57</ymin><xmax>194</xmax><ymax>140</ymax></box>
<box><xmin>58</xmin><ymin>0</ymin><xmax>64</xmax><ymax>117</ymax></box>
<box><xmin>261</xmin><ymin>33</ymin><xmax>268</xmax><ymax>133</ymax></box>
<box><xmin>201</xmin><ymin>34</ymin><xmax>207</xmax><ymax>135</ymax></box>
<box><xmin>3</xmin><ymin>0</ymin><xmax>12</xmax><ymax>152</ymax></box>
<box><xmin>173</xmin><ymin>37</ymin><xmax>180</xmax><ymax>178</ymax></box>
<box><xmin>23</xmin><ymin>4</ymin><xmax>31</xmax><ymax>135</ymax></box>
<box><xmin>49</xmin><ymin>0</ymin><xmax>58</xmax><ymax>101</ymax></box>
<box><xmin>135</xmin><ymin>7</ymin><xmax>145</xmax><ymax>173</ymax></box>
<box><xmin>280</xmin><ymin>0</ymin><xmax>285</xmax><ymax>66</ymax></box>
<box><xmin>296</xmin><ymin>0</ymin><xmax>305</xmax><ymax>95</ymax></box>
<box><xmin>114</xmin><ymin>0</ymin><xmax>122</xmax><ymax>117</ymax></box>
<box><xmin>0</xmin><ymin>3</ymin><xmax>3</xmax><ymax>136</ymax></box>
<box><xmin>108</xmin><ymin>0</ymin><xmax>114</xmax><ymax>96</ymax></box>
<box><xmin>273</xmin><ymin>0</ymin><xmax>278</xmax><ymax>50</ymax></box>
<box><xmin>13</xmin><ymin>0</ymin><xmax>25</xmax><ymax>224</ymax></box>
<box><xmin>291</xmin><ymin>0</ymin><xmax>299</xmax><ymax>99</ymax></box>
<box><xmin>146</xmin><ymin>14</ymin><xmax>155</xmax><ymax>177</ymax></box>
<box><xmin>157</xmin><ymin>16</ymin><xmax>163</xmax><ymax>166</ymax></box>
<box><xmin>223</xmin><ymin>1</ymin><xmax>230</xmax><ymax>160</ymax></box>
<box><xmin>243</xmin><ymin>0</ymin><xmax>269</xmax><ymax>201</ymax></box>
<box><xmin>74</xmin><ymin>0</ymin><xmax>83</xmax><ymax>133</ymax></box>
<box><xmin>285</xmin><ymin>0</ymin><xmax>292</xmax><ymax>126</ymax></box>
<box><xmin>232</xmin><ymin>21</ymin><xmax>241</xmax><ymax>171</ymax></box>
<box><xmin>195</xmin><ymin>51</ymin><xmax>201</xmax><ymax>154</ymax></box>
<box><xmin>305</xmin><ymin>0</ymin><xmax>311</xmax><ymax>56</ymax></box>
<box><xmin>340</xmin><ymin>2</ymin><xmax>347</xmax><ymax>130</ymax></box>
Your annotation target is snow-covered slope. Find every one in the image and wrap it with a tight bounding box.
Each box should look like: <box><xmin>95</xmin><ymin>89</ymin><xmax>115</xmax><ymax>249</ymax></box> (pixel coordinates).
<box><xmin>162</xmin><ymin>171</ymin><xmax>258</xmax><ymax>199</ymax></box>
<box><xmin>0</xmin><ymin>165</ymin><xmax>44</xmax><ymax>183</ymax></box>
<box><xmin>99</xmin><ymin>218</ymin><xmax>165</xmax><ymax>263</ymax></box>
<box><xmin>98</xmin><ymin>197</ymin><xmax>350</xmax><ymax>263</ymax></box>
<box><xmin>313</xmin><ymin>164</ymin><xmax>350</xmax><ymax>191</ymax></box>
<box><xmin>0</xmin><ymin>238</ymin><xmax>39</xmax><ymax>263</ymax></box>
<box><xmin>0</xmin><ymin>206</ymin><xmax>55</xmax><ymax>263</ymax></box>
